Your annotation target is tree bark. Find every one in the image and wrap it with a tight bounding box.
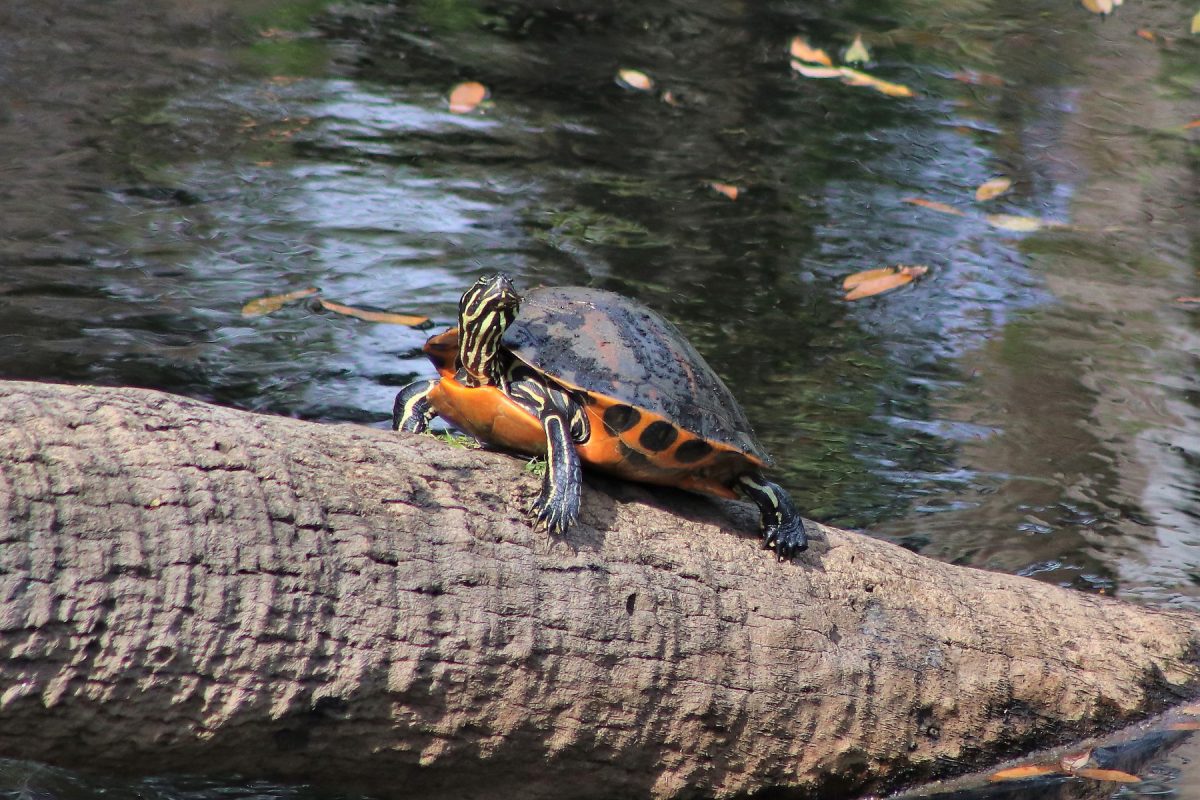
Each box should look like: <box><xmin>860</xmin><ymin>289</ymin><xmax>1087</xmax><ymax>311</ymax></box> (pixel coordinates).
<box><xmin>0</xmin><ymin>379</ymin><xmax>1197</xmax><ymax>799</ymax></box>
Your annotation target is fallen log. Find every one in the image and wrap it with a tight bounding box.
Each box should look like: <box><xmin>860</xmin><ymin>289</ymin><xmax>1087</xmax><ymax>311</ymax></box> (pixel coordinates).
<box><xmin>0</xmin><ymin>379</ymin><xmax>1196</xmax><ymax>799</ymax></box>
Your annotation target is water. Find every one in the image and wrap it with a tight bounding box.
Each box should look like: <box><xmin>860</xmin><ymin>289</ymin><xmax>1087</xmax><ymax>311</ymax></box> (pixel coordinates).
<box><xmin>1</xmin><ymin>0</ymin><xmax>1198</xmax><ymax>797</ymax></box>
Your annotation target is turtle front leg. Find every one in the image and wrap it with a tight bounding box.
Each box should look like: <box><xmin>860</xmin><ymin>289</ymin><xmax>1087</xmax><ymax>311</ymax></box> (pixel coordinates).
<box><xmin>737</xmin><ymin>473</ymin><xmax>807</xmax><ymax>560</ymax></box>
<box><xmin>530</xmin><ymin>406</ymin><xmax>582</xmax><ymax>534</ymax></box>
<box><xmin>393</xmin><ymin>378</ymin><xmax>440</xmax><ymax>433</ymax></box>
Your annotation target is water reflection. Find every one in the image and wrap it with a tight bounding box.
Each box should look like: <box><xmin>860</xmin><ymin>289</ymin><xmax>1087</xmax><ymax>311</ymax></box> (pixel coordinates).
<box><xmin>1</xmin><ymin>0</ymin><xmax>1198</xmax><ymax>796</ymax></box>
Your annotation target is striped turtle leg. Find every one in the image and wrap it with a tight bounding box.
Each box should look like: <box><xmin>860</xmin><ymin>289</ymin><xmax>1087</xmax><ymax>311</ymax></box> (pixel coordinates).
<box><xmin>531</xmin><ymin>404</ymin><xmax>582</xmax><ymax>534</ymax></box>
<box><xmin>737</xmin><ymin>473</ymin><xmax>807</xmax><ymax>560</ymax></box>
<box><xmin>508</xmin><ymin>377</ymin><xmax>585</xmax><ymax>535</ymax></box>
<box><xmin>393</xmin><ymin>378</ymin><xmax>440</xmax><ymax>433</ymax></box>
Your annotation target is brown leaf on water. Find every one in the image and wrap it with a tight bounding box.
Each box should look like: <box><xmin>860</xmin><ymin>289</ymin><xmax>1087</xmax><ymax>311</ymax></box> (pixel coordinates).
<box><xmin>1074</xmin><ymin>768</ymin><xmax>1141</xmax><ymax>783</ymax></box>
<box><xmin>837</xmin><ymin>67</ymin><xmax>914</xmax><ymax>97</ymax></box>
<box><xmin>1136</xmin><ymin>28</ymin><xmax>1158</xmax><ymax>41</ymax></box>
<box><xmin>241</xmin><ymin>287</ymin><xmax>319</xmax><ymax>317</ymax></box>
<box><xmin>789</xmin><ymin>37</ymin><xmax>833</xmax><ymax>66</ymax></box>
<box><xmin>988</xmin><ymin>764</ymin><xmax>1058</xmax><ymax>782</ymax></box>
<box><xmin>710</xmin><ymin>182</ymin><xmax>740</xmax><ymax>200</ymax></box>
<box><xmin>844</xmin><ymin>34</ymin><xmax>871</xmax><ymax>65</ymax></box>
<box><xmin>448</xmin><ymin>81</ymin><xmax>488</xmax><ymax>114</ymax></box>
<box><xmin>318</xmin><ymin>299</ymin><xmax>431</xmax><ymax>327</ymax></box>
<box><xmin>975</xmin><ymin>177</ymin><xmax>1012</xmax><ymax>202</ymax></box>
<box><xmin>617</xmin><ymin>69</ymin><xmax>654</xmax><ymax>92</ymax></box>
<box><xmin>791</xmin><ymin>62</ymin><xmax>842</xmax><ymax>78</ymax></box>
<box><xmin>903</xmin><ymin>197</ymin><xmax>966</xmax><ymax>216</ymax></box>
<box><xmin>843</xmin><ymin>265</ymin><xmax>928</xmax><ymax>301</ymax></box>
<box><xmin>986</xmin><ymin>213</ymin><xmax>1046</xmax><ymax>232</ymax></box>
<box><xmin>1184</xmin><ymin>119</ymin><xmax>1200</xmax><ymax>130</ymax></box>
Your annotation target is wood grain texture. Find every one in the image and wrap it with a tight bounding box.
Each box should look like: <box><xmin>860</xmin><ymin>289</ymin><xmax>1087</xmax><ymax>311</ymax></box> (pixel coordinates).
<box><xmin>0</xmin><ymin>380</ymin><xmax>1197</xmax><ymax>799</ymax></box>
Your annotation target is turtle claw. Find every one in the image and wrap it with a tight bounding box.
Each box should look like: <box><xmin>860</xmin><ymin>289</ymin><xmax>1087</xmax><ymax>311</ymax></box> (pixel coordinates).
<box><xmin>531</xmin><ymin>491</ymin><xmax>576</xmax><ymax>535</ymax></box>
<box><xmin>764</xmin><ymin>516</ymin><xmax>808</xmax><ymax>561</ymax></box>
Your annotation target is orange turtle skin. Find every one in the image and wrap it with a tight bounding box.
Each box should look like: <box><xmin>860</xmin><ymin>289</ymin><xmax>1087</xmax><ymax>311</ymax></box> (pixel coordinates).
<box><xmin>422</xmin><ymin>328</ymin><xmax>761</xmax><ymax>500</ymax></box>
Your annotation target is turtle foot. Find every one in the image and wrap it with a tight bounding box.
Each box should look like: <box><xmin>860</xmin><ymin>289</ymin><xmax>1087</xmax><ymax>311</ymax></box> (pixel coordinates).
<box><xmin>531</xmin><ymin>486</ymin><xmax>579</xmax><ymax>536</ymax></box>
<box><xmin>764</xmin><ymin>516</ymin><xmax>808</xmax><ymax>561</ymax></box>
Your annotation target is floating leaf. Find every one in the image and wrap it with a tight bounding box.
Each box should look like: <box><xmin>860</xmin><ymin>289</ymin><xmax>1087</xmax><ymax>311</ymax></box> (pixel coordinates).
<box><xmin>617</xmin><ymin>69</ymin><xmax>654</xmax><ymax>91</ymax></box>
<box><xmin>710</xmin><ymin>182</ymin><xmax>740</xmax><ymax>200</ymax></box>
<box><xmin>1176</xmin><ymin>296</ymin><xmax>1200</xmax><ymax>305</ymax></box>
<box><xmin>844</xmin><ymin>34</ymin><xmax>871</xmax><ymax>65</ymax></box>
<box><xmin>791</xmin><ymin>62</ymin><xmax>842</xmax><ymax>78</ymax></box>
<box><xmin>986</xmin><ymin>213</ymin><xmax>1044</xmax><ymax>232</ymax></box>
<box><xmin>1136</xmin><ymin>28</ymin><xmax>1158</xmax><ymax>41</ymax></box>
<box><xmin>241</xmin><ymin>287</ymin><xmax>319</xmax><ymax>317</ymax></box>
<box><xmin>1074</xmin><ymin>768</ymin><xmax>1141</xmax><ymax>783</ymax></box>
<box><xmin>318</xmin><ymin>299</ymin><xmax>430</xmax><ymax>327</ymax></box>
<box><xmin>903</xmin><ymin>197</ymin><xmax>966</xmax><ymax>216</ymax></box>
<box><xmin>837</xmin><ymin>67</ymin><xmax>914</xmax><ymax>97</ymax></box>
<box><xmin>448</xmin><ymin>81</ymin><xmax>488</xmax><ymax>114</ymax></box>
<box><xmin>1082</xmin><ymin>0</ymin><xmax>1114</xmax><ymax>14</ymax></box>
<box><xmin>1184</xmin><ymin>119</ymin><xmax>1200</xmax><ymax>129</ymax></box>
<box><xmin>989</xmin><ymin>765</ymin><xmax>1058</xmax><ymax>782</ymax></box>
<box><xmin>843</xmin><ymin>265</ymin><xmax>928</xmax><ymax>301</ymax></box>
<box><xmin>975</xmin><ymin>177</ymin><xmax>1012</xmax><ymax>201</ymax></box>
<box><xmin>789</xmin><ymin>37</ymin><xmax>833</xmax><ymax>66</ymax></box>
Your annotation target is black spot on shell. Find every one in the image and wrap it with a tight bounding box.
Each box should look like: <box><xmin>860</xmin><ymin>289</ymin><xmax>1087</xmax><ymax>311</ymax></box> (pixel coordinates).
<box><xmin>639</xmin><ymin>421</ymin><xmax>678</xmax><ymax>452</ymax></box>
<box><xmin>617</xmin><ymin>441</ymin><xmax>650</xmax><ymax>467</ymax></box>
<box><xmin>604</xmin><ymin>404</ymin><xmax>641</xmax><ymax>433</ymax></box>
<box><xmin>674</xmin><ymin>439</ymin><xmax>714</xmax><ymax>463</ymax></box>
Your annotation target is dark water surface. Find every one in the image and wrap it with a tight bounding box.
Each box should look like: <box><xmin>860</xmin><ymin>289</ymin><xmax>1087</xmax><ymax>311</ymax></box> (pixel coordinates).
<box><xmin>1</xmin><ymin>0</ymin><xmax>1198</xmax><ymax>797</ymax></box>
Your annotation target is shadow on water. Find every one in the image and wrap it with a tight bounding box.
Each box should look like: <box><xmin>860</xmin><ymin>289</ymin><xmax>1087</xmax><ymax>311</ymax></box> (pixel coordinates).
<box><xmin>1</xmin><ymin>0</ymin><xmax>1199</xmax><ymax>797</ymax></box>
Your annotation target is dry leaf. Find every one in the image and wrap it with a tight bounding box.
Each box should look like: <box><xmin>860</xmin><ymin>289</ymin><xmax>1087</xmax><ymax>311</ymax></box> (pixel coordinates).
<box><xmin>986</xmin><ymin>213</ymin><xmax>1044</xmax><ymax>232</ymax></box>
<box><xmin>791</xmin><ymin>62</ymin><xmax>842</xmax><ymax>78</ymax></box>
<box><xmin>1074</xmin><ymin>768</ymin><xmax>1141</xmax><ymax>783</ymax></box>
<box><xmin>844</xmin><ymin>34</ymin><xmax>871</xmax><ymax>65</ymax></box>
<box><xmin>843</xmin><ymin>265</ymin><xmax>928</xmax><ymax>301</ymax></box>
<box><xmin>1136</xmin><ymin>28</ymin><xmax>1158</xmax><ymax>41</ymax></box>
<box><xmin>448</xmin><ymin>81</ymin><xmax>488</xmax><ymax>114</ymax></box>
<box><xmin>975</xmin><ymin>177</ymin><xmax>1012</xmax><ymax>201</ymax></box>
<box><xmin>903</xmin><ymin>197</ymin><xmax>966</xmax><ymax>216</ymax></box>
<box><xmin>837</xmin><ymin>67</ymin><xmax>914</xmax><ymax>97</ymax></box>
<box><xmin>1082</xmin><ymin>0</ymin><xmax>1114</xmax><ymax>13</ymax></box>
<box><xmin>1176</xmin><ymin>296</ymin><xmax>1200</xmax><ymax>304</ymax></box>
<box><xmin>989</xmin><ymin>765</ymin><xmax>1058</xmax><ymax>782</ymax></box>
<box><xmin>241</xmin><ymin>287</ymin><xmax>319</xmax><ymax>317</ymax></box>
<box><xmin>318</xmin><ymin>299</ymin><xmax>430</xmax><ymax>327</ymax></box>
<box><xmin>617</xmin><ymin>69</ymin><xmax>654</xmax><ymax>91</ymax></box>
<box><xmin>1184</xmin><ymin>119</ymin><xmax>1200</xmax><ymax>129</ymax></box>
<box><xmin>710</xmin><ymin>182</ymin><xmax>740</xmax><ymax>200</ymax></box>
<box><xmin>789</xmin><ymin>37</ymin><xmax>833</xmax><ymax>66</ymax></box>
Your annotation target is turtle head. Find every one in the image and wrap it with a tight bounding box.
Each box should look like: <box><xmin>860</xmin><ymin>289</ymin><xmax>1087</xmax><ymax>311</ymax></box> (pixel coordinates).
<box><xmin>458</xmin><ymin>273</ymin><xmax>521</xmax><ymax>386</ymax></box>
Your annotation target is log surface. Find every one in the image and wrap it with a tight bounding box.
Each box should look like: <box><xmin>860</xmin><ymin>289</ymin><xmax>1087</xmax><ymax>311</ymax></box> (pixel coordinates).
<box><xmin>0</xmin><ymin>380</ymin><xmax>1196</xmax><ymax>799</ymax></box>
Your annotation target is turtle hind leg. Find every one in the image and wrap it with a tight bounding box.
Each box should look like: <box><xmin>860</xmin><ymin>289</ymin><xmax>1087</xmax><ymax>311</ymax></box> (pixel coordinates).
<box><xmin>393</xmin><ymin>378</ymin><xmax>439</xmax><ymax>433</ymax></box>
<box><xmin>737</xmin><ymin>472</ymin><xmax>807</xmax><ymax>560</ymax></box>
<box><xmin>530</xmin><ymin>408</ymin><xmax>581</xmax><ymax>534</ymax></box>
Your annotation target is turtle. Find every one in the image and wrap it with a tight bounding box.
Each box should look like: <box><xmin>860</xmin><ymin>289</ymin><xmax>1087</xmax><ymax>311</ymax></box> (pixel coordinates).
<box><xmin>392</xmin><ymin>273</ymin><xmax>807</xmax><ymax>559</ymax></box>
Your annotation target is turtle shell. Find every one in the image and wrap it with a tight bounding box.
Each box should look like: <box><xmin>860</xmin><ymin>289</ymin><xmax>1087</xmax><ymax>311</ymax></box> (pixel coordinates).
<box><xmin>502</xmin><ymin>286</ymin><xmax>773</xmax><ymax>466</ymax></box>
